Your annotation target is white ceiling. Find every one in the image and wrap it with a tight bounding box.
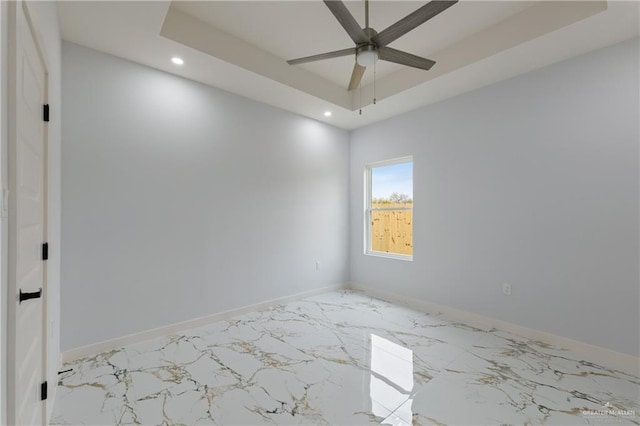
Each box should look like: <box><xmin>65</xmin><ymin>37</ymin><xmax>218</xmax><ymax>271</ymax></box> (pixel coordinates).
<box><xmin>57</xmin><ymin>1</ymin><xmax>639</xmax><ymax>130</ymax></box>
<box><xmin>172</xmin><ymin>1</ymin><xmax>534</xmax><ymax>87</ymax></box>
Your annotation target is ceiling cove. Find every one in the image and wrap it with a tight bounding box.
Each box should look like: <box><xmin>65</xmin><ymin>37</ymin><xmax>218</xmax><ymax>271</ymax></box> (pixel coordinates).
<box><xmin>161</xmin><ymin>1</ymin><xmax>607</xmax><ymax>111</ymax></box>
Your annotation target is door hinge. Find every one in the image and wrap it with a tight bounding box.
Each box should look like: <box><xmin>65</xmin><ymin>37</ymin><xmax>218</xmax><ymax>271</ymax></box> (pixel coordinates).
<box><xmin>43</xmin><ymin>104</ymin><xmax>50</xmax><ymax>122</ymax></box>
<box><xmin>41</xmin><ymin>381</ymin><xmax>47</xmax><ymax>401</ymax></box>
<box><xmin>42</xmin><ymin>242</ymin><xmax>48</xmax><ymax>261</ymax></box>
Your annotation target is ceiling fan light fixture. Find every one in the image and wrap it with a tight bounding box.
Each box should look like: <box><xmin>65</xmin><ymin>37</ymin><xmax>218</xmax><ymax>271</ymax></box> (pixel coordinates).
<box><xmin>356</xmin><ymin>45</ymin><xmax>378</xmax><ymax>67</ymax></box>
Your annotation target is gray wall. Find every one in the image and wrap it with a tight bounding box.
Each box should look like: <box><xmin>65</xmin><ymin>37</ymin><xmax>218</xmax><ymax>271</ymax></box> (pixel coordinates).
<box><xmin>350</xmin><ymin>38</ymin><xmax>639</xmax><ymax>356</ymax></box>
<box><xmin>63</xmin><ymin>38</ymin><xmax>639</xmax><ymax>357</ymax></box>
<box><xmin>61</xmin><ymin>43</ymin><xmax>350</xmax><ymax>350</ymax></box>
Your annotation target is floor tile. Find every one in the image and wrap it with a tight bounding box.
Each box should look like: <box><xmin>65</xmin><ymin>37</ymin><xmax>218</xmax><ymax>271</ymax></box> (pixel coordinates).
<box><xmin>52</xmin><ymin>291</ymin><xmax>640</xmax><ymax>425</ymax></box>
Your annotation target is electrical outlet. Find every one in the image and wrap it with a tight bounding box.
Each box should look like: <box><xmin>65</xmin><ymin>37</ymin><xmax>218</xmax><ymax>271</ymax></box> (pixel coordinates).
<box><xmin>502</xmin><ymin>283</ymin><xmax>512</xmax><ymax>296</ymax></box>
<box><xmin>316</xmin><ymin>261</ymin><xmax>321</xmax><ymax>271</ymax></box>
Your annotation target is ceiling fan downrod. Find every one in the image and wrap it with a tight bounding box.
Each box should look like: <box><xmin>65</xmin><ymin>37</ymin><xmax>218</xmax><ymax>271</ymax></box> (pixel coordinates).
<box><xmin>365</xmin><ymin>0</ymin><xmax>369</xmax><ymax>31</ymax></box>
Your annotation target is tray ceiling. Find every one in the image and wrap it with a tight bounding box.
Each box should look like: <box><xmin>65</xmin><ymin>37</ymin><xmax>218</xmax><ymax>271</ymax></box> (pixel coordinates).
<box><xmin>58</xmin><ymin>1</ymin><xmax>639</xmax><ymax>129</ymax></box>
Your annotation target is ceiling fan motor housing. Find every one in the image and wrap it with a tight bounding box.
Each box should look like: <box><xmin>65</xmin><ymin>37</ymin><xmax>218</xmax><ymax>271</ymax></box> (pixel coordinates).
<box><xmin>363</xmin><ymin>27</ymin><xmax>378</xmax><ymax>40</ymax></box>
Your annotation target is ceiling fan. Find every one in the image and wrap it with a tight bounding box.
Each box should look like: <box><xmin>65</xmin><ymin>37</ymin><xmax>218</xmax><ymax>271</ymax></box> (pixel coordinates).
<box><xmin>287</xmin><ymin>0</ymin><xmax>458</xmax><ymax>91</ymax></box>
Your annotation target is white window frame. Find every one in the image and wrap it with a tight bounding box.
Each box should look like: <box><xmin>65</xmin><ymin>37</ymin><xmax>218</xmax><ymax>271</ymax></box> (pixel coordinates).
<box><xmin>364</xmin><ymin>156</ymin><xmax>413</xmax><ymax>261</ymax></box>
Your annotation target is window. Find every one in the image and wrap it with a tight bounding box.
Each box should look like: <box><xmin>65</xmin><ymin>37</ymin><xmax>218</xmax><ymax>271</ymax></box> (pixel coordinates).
<box><xmin>365</xmin><ymin>157</ymin><xmax>413</xmax><ymax>260</ymax></box>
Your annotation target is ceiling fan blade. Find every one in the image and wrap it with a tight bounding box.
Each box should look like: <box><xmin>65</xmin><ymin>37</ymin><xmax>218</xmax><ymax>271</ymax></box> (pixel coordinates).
<box><xmin>348</xmin><ymin>63</ymin><xmax>366</xmax><ymax>91</ymax></box>
<box><xmin>287</xmin><ymin>48</ymin><xmax>355</xmax><ymax>65</ymax></box>
<box><xmin>378</xmin><ymin>47</ymin><xmax>436</xmax><ymax>71</ymax></box>
<box><xmin>323</xmin><ymin>0</ymin><xmax>368</xmax><ymax>45</ymax></box>
<box><xmin>372</xmin><ymin>1</ymin><xmax>458</xmax><ymax>47</ymax></box>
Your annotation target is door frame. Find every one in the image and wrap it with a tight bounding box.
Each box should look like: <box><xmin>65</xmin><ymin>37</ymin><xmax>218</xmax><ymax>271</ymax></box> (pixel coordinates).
<box><xmin>6</xmin><ymin>0</ymin><xmax>50</xmax><ymax>423</ymax></box>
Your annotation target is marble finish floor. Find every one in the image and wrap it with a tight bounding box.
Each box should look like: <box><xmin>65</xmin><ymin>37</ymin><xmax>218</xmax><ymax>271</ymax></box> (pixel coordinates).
<box><xmin>52</xmin><ymin>291</ymin><xmax>639</xmax><ymax>425</ymax></box>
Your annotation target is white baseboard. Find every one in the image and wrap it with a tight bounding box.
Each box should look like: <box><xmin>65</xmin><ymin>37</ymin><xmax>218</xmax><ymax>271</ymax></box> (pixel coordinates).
<box><xmin>62</xmin><ymin>284</ymin><xmax>346</xmax><ymax>363</ymax></box>
<box><xmin>63</xmin><ymin>282</ymin><xmax>638</xmax><ymax>376</ymax></box>
<box><xmin>348</xmin><ymin>282</ymin><xmax>639</xmax><ymax>375</ymax></box>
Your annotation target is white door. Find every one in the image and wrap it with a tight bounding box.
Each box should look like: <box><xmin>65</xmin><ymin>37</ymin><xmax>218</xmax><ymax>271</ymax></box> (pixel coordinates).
<box><xmin>8</xmin><ymin>1</ymin><xmax>48</xmax><ymax>424</ymax></box>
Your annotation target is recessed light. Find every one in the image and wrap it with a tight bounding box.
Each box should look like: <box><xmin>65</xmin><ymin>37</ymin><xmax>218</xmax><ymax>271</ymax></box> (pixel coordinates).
<box><xmin>171</xmin><ymin>57</ymin><xmax>184</xmax><ymax>65</ymax></box>
<box><xmin>324</xmin><ymin>111</ymin><xmax>332</xmax><ymax>117</ymax></box>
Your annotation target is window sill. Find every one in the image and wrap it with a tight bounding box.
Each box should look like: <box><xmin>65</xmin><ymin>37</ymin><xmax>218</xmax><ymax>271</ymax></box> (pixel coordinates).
<box><xmin>365</xmin><ymin>251</ymin><xmax>413</xmax><ymax>262</ymax></box>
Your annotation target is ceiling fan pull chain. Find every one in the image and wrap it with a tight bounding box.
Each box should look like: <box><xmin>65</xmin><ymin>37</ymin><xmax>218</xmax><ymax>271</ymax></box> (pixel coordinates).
<box><xmin>359</xmin><ymin>71</ymin><xmax>363</xmax><ymax>115</ymax></box>
<box><xmin>373</xmin><ymin>61</ymin><xmax>377</xmax><ymax>105</ymax></box>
